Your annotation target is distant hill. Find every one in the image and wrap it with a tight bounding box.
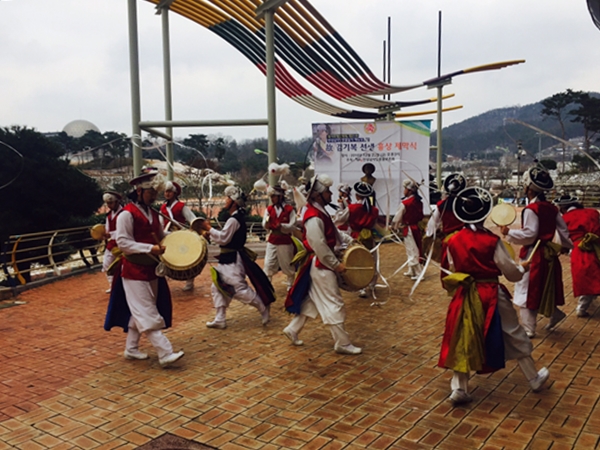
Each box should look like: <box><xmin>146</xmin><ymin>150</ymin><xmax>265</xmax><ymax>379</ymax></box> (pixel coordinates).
<box><xmin>433</xmin><ymin>92</ymin><xmax>600</xmax><ymax>159</ymax></box>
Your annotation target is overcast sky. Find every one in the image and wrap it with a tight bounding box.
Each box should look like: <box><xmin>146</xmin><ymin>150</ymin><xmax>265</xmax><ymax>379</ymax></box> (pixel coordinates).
<box><xmin>1</xmin><ymin>0</ymin><xmax>599</xmax><ymax>143</ymax></box>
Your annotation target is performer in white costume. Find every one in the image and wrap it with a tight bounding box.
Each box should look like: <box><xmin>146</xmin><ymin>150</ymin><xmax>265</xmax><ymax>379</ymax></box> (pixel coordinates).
<box><xmin>283</xmin><ymin>174</ymin><xmax>362</xmax><ymax>355</ymax></box>
<box><xmin>101</xmin><ymin>191</ymin><xmax>123</xmax><ymax>293</ymax></box>
<box><xmin>501</xmin><ymin>167</ymin><xmax>572</xmax><ymax>338</ymax></box>
<box><xmin>392</xmin><ymin>179</ymin><xmax>424</xmax><ymax>280</ymax></box>
<box><xmin>109</xmin><ymin>171</ymin><xmax>184</xmax><ymax>368</ymax></box>
<box><xmin>439</xmin><ymin>186</ymin><xmax>549</xmax><ymax>406</ymax></box>
<box><xmin>199</xmin><ymin>186</ymin><xmax>274</xmax><ymax>329</ymax></box>
<box><xmin>262</xmin><ymin>184</ymin><xmax>297</xmax><ymax>290</ymax></box>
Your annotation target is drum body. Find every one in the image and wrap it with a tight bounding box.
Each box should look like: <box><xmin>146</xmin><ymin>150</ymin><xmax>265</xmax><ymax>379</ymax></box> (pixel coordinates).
<box><xmin>160</xmin><ymin>230</ymin><xmax>208</xmax><ymax>280</ymax></box>
<box><xmin>336</xmin><ymin>243</ymin><xmax>376</xmax><ymax>291</ymax></box>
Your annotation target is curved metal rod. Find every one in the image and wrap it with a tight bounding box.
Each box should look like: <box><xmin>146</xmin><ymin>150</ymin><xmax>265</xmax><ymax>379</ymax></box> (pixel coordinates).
<box><xmin>48</xmin><ymin>231</ymin><xmax>61</xmax><ymax>276</ymax></box>
<box><xmin>11</xmin><ymin>236</ymin><xmax>26</xmax><ymax>285</ymax></box>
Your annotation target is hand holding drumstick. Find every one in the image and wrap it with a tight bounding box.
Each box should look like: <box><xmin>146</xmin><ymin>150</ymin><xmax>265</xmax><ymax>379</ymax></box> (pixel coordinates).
<box><xmin>150</xmin><ymin>233</ymin><xmax>166</xmax><ymax>256</ymax></box>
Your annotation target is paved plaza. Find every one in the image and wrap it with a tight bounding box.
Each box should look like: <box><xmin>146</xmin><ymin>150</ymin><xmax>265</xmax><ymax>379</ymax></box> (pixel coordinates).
<box><xmin>1</xmin><ymin>242</ymin><xmax>600</xmax><ymax>449</ymax></box>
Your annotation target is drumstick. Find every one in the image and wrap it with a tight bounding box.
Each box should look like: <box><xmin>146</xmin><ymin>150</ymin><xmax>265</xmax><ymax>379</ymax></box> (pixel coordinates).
<box><xmin>525</xmin><ymin>239</ymin><xmax>541</xmax><ymax>264</ymax></box>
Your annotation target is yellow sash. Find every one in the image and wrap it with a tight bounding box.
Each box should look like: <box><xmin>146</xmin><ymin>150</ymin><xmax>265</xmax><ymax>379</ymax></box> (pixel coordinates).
<box><xmin>579</xmin><ymin>233</ymin><xmax>600</xmax><ymax>261</ymax></box>
<box><xmin>441</xmin><ymin>273</ymin><xmax>486</xmax><ymax>373</ymax></box>
<box><xmin>538</xmin><ymin>242</ymin><xmax>562</xmax><ymax>318</ymax></box>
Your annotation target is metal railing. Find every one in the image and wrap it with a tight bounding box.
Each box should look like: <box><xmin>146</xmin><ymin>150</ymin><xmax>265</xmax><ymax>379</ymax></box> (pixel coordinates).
<box><xmin>1</xmin><ymin>222</ymin><xmax>268</xmax><ymax>289</ymax></box>
<box><xmin>1</xmin><ymin>226</ymin><xmax>103</xmax><ymax>288</ymax></box>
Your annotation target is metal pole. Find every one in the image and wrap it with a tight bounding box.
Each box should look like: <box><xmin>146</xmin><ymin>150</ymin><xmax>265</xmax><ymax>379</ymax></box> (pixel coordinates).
<box><xmin>382</xmin><ymin>40</ymin><xmax>387</xmax><ymax>100</ymax></box>
<box><xmin>161</xmin><ymin>8</ymin><xmax>174</xmax><ymax>181</ymax></box>
<box><xmin>435</xmin><ymin>11</ymin><xmax>443</xmax><ymax>188</ymax></box>
<box><xmin>387</xmin><ymin>16</ymin><xmax>391</xmax><ymax>101</ymax></box>
<box><xmin>265</xmin><ymin>9</ymin><xmax>277</xmax><ymax>187</ymax></box>
<box><xmin>436</xmin><ymin>86</ymin><xmax>443</xmax><ymax>188</ymax></box>
<box><xmin>127</xmin><ymin>0</ymin><xmax>142</xmax><ymax>176</ymax></box>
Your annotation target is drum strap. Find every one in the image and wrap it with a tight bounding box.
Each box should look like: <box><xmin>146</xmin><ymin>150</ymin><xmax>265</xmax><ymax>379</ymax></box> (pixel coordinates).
<box><xmin>218</xmin><ymin>247</ymin><xmax>258</xmax><ymax>263</ymax></box>
<box><xmin>124</xmin><ymin>253</ymin><xmax>157</xmax><ymax>266</ymax></box>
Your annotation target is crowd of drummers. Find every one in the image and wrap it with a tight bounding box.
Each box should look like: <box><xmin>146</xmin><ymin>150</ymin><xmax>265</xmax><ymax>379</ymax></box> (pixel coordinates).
<box><xmin>98</xmin><ymin>163</ymin><xmax>600</xmax><ymax>406</ymax></box>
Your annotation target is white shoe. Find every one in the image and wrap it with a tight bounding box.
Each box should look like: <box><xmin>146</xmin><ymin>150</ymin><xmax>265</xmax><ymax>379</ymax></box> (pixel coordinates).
<box><xmin>526</xmin><ymin>330</ymin><xmax>535</xmax><ymax>339</ymax></box>
<box><xmin>450</xmin><ymin>389</ymin><xmax>472</xmax><ymax>405</ymax></box>
<box><xmin>182</xmin><ymin>280</ymin><xmax>194</xmax><ymax>291</ymax></box>
<box><xmin>261</xmin><ymin>304</ymin><xmax>271</xmax><ymax>326</ymax></box>
<box><xmin>411</xmin><ymin>275</ymin><xmax>420</xmax><ymax>281</ymax></box>
<box><xmin>334</xmin><ymin>344</ymin><xmax>362</xmax><ymax>355</ymax></box>
<box><xmin>124</xmin><ymin>349</ymin><xmax>149</xmax><ymax>360</ymax></box>
<box><xmin>545</xmin><ymin>309</ymin><xmax>566</xmax><ymax>330</ymax></box>
<box><xmin>159</xmin><ymin>351</ymin><xmax>184</xmax><ymax>367</ymax></box>
<box><xmin>206</xmin><ymin>320</ymin><xmax>227</xmax><ymax>329</ymax></box>
<box><xmin>105</xmin><ymin>288</ymin><xmax>111</xmax><ymax>294</ymax></box>
<box><xmin>577</xmin><ymin>309</ymin><xmax>590</xmax><ymax>318</ymax></box>
<box><xmin>530</xmin><ymin>367</ymin><xmax>550</xmax><ymax>392</ymax></box>
<box><xmin>283</xmin><ymin>327</ymin><xmax>304</xmax><ymax>346</ymax></box>
<box><xmin>403</xmin><ymin>271</ymin><xmax>413</xmax><ymax>277</ymax></box>
<box><xmin>358</xmin><ymin>289</ymin><xmax>367</xmax><ymax>298</ymax></box>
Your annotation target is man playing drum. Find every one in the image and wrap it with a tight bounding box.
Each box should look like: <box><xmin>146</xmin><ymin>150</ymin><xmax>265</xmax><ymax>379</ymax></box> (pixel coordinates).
<box><xmin>439</xmin><ymin>186</ymin><xmax>549</xmax><ymax>405</ymax></box>
<box><xmin>392</xmin><ymin>179</ymin><xmax>424</xmax><ymax>280</ymax></box>
<box><xmin>262</xmin><ymin>184</ymin><xmax>297</xmax><ymax>291</ymax></box>
<box><xmin>284</xmin><ymin>174</ymin><xmax>362</xmax><ymax>355</ymax></box>
<box><xmin>102</xmin><ymin>191</ymin><xmax>123</xmax><ymax>293</ymax></box>
<box><xmin>500</xmin><ymin>167</ymin><xmax>572</xmax><ymax>338</ymax></box>
<box><xmin>104</xmin><ymin>171</ymin><xmax>184</xmax><ymax>368</ymax></box>
<box><xmin>161</xmin><ymin>181</ymin><xmax>198</xmax><ymax>291</ymax></box>
<box><xmin>335</xmin><ymin>181</ymin><xmax>379</xmax><ymax>297</ymax></box>
<box><xmin>199</xmin><ymin>186</ymin><xmax>275</xmax><ymax>329</ymax></box>
<box><xmin>554</xmin><ymin>194</ymin><xmax>600</xmax><ymax>318</ymax></box>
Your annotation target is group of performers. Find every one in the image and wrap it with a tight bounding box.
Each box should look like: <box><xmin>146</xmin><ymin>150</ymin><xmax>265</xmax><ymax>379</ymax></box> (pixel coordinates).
<box><xmin>99</xmin><ymin>165</ymin><xmax>600</xmax><ymax>408</ymax></box>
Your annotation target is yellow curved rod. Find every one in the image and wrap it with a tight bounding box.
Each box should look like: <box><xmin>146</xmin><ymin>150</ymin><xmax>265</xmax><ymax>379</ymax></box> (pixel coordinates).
<box><xmin>395</xmin><ymin>105</ymin><xmax>463</xmax><ymax>118</ymax></box>
<box><xmin>11</xmin><ymin>236</ymin><xmax>26</xmax><ymax>285</ymax></box>
<box><xmin>463</xmin><ymin>59</ymin><xmax>526</xmax><ymax>74</ymax></box>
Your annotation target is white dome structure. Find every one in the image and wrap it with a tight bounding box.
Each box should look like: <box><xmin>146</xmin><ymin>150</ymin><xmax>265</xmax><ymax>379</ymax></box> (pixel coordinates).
<box><xmin>62</xmin><ymin>120</ymin><xmax>100</xmax><ymax>138</ymax></box>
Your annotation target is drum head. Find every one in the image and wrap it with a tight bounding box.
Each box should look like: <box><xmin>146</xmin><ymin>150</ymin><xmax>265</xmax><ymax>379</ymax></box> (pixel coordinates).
<box><xmin>161</xmin><ymin>230</ymin><xmax>207</xmax><ymax>270</ymax></box>
<box><xmin>90</xmin><ymin>224</ymin><xmax>106</xmax><ymax>240</ymax></box>
<box><xmin>490</xmin><ymin>203</ymin><xmax>516</xmax><ymax>226</ymax></box>
<box><xmin>342</xmin><ymin>244</ymin><xmax>375</xmax><ymax>291</ymax></box>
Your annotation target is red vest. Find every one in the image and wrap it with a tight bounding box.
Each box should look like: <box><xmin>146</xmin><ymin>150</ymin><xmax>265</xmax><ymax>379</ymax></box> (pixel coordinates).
<box><xmin>448</xmin><ymin>228</ymin><xmax>502</xmax><ymax>279</ymax></box>
<box><xmin>519</xmin><ymin>201</ymin><xmax>564</xmax><ymax>309</ymax></box>
<box><xmin>437</xmin><ymin>198</ymin><xmax>464</xmax><ymax>235</ymax></box>
<box><xmin>160</xmin><ymin>200</ymin><xmax>186</xmax><ymax>228</ymax></box>
<box><xmin>121</xmin><ymin>203</ymin><xmax>163</xmax><ymax>281</ymax></box>
<box><xmin>348</xmin><ymin>203</ymin><xmax>379</xmax><ymax>239</ymax></box>
<box><xmin>402</xmin><ymin>195</ymin><xmax>424</xmax><ymax>226</ymax></box>
<box><xmin>266</xmin><ymin>204</ymin><xmax>294</xmax><ymax>245</ymax></box>
<box><xmin>105</xmin><ymin>206</ymin><xmax>122</xmax><ymax>251</ymax></box>
<box><xmin>402</xmin><ymin>195</ymin><xmax>424</xmax><ymax>256</ymax></box>
<box><xmin>440</xmin><ymin>227</ymin><xmax>508</xmax><ymax>374</ymax></box>
<box><xmin>303</xmin><ymin>204</ymin><xmax>337</xmax><ymax>270</ymax></box>
<box><xmin>563</xmin><ymin>207</ymin><xmax>600</xmax><ymax>296</ymax></box>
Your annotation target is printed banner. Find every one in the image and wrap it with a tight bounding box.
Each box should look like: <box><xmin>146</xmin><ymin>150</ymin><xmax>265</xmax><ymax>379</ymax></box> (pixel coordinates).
<box><xmin>311</xmin><ymin>120</ymin><xmax>431</xmax><ymax>217</ymax></box>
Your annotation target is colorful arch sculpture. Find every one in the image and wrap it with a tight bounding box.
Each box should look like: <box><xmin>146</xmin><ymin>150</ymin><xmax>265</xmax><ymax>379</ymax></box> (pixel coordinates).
<box><xmin>147</xmin><ymin>0</ymin><xmax>523</xmax><ymax>119</ymax></box>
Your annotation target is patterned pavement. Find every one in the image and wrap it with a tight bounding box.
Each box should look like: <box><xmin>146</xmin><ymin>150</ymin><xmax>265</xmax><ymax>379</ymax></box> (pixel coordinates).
<box><xmin>1</xmin><ymin>242</ymin><xmax>599</xmax><ymax>449</ymax></box>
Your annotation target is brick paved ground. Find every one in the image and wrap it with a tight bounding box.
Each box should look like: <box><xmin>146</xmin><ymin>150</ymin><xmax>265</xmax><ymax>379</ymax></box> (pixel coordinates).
<box><xmin>1</xmin><ymin>241</ymin><xmax>600</xmax><ymax>449</ymax></box>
